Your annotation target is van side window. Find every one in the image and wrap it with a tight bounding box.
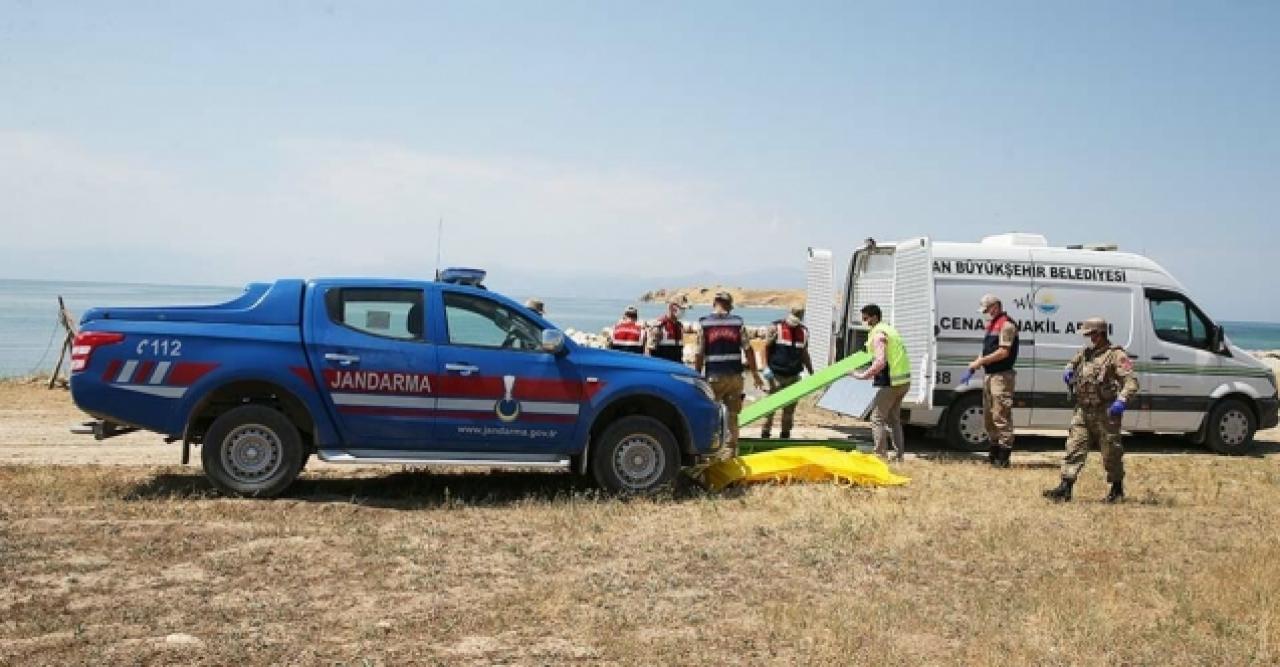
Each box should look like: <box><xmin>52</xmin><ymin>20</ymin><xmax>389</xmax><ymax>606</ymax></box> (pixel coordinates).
<box><xmin>325</xmin><ymin>288</ymin><xmax>425</xmax><ymax>342</ymax></box>
<box><xmin>1146</xmin><ymin>290</ymin><xmax>1212</xmax><ymax>350</ymax></box>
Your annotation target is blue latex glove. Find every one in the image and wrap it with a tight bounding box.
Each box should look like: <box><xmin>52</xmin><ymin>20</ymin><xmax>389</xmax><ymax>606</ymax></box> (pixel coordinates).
<box><xmin>959</xmin><ymin>369</ymin><xmax>974</xmax><ymax>386</ymax></box>
<box><xmin>1063</xmin><ymin>369</ymin><xmax>1075</xmax><ymax>386</ymax></box>
<box><xmin>1108</xmin><ymin>399</ymin><xmax>1126</xmax><ymax>418</ymax></box>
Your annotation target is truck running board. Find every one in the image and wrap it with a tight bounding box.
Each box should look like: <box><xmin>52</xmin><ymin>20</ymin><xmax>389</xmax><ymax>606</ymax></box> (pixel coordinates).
<box><xmin>317</xmin><ymin>449</ymin><xmax>572</xmax><ymax>469</ymax></box>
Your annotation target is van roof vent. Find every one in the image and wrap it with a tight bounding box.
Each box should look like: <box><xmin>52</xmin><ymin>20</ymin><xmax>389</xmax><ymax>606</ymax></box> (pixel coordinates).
<box><xmin>1065</xmin><ymin>243</ymin><xmax>1120</xmax><ymax>251</ymax></box>
<box><xmin>980</xmin><ymin>233</ymin><xmax>1049</xmax><ymax>247</ymax></box>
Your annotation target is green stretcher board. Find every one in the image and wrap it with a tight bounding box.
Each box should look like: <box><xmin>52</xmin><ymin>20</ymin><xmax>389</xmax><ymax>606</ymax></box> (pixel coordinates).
<box><xmin>736</xmin><ymin>437</ymin><xmax>873</xmax><ymax>455</ymax></box>
<box><xmin>737</xmin><ymin>350</ymin><xmax>873</xmax><ymax>427</ymax></box>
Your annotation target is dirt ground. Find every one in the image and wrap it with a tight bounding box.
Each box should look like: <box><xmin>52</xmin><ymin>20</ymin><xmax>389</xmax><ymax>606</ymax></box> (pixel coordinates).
<box><xmin>3</xmin><ymin>379</ymin><xmax>1280</xmax><ymax>664</ymax></box>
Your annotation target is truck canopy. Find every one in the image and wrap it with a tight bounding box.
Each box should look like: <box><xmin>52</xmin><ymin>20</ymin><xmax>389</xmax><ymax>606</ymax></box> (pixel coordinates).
<box><xmin>80</xmin><ymin>280</ymin><xmax>305</xmax><ymax>326</ymax></box>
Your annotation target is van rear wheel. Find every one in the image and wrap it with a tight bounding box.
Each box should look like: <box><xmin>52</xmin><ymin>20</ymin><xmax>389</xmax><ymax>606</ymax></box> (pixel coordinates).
<box><xmin>1204</xmin><ymin>398</ymin><xmax>1256</xmax><ymax>455</ymax></box>
<box><xmin>945</xmin><ymin>393</ymin><xmax>989</xmax><ymax>452</ymax></box>
<box><xmin>201</xmin><ymin>405</ymin><xmax>304</xmax><ymax>497</ymax></box>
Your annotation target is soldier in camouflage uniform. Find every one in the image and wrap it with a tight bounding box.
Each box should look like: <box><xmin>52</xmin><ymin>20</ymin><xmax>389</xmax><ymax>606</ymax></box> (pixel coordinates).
<box><xmin>1043</xmin><ymin>317</ymin><xmax>1140</xmax><ymax>503</ymax></box>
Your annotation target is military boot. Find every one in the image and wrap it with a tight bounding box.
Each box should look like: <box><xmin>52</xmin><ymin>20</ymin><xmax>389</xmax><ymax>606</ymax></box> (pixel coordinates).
<box><xmin>1042</xmin><ymin>477</ymin><xmax>1074</xmax><ymax>502</ymax></box>
<box><xmin>760</xmin><ymin>429</ymin><xmax>771</xmax><ymax>439</ymax></box>
<box><xmin>996</xmin><ymin>447</ymin><xmax>1012</xmax><ymax>468</ymax></box>
<box><xmin>987</xmin><ymin>446</ymin><xmax>1000</xmax><ymax>466</ymax></box>
<box><xmin>1104</xmin><ymin>480</ymin><xmax>1125</xmax><ymax>503</ymax></box>
<box><xmin>779</xmin><ymin>430</ymin><xmax>791</xmax><ymax>440</ymax></box>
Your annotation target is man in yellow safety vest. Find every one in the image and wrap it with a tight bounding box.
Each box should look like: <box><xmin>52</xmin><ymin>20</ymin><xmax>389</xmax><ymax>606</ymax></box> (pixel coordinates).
<box><xmin>851</xmin><ymin>304</ymin><xmax>912</xmax><ymax>462</ymax></box>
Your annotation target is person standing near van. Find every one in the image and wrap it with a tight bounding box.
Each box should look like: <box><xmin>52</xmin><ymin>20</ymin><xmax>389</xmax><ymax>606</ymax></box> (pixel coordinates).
<box><xmin>646</xmin><ymin>297</ymin><xmax>687</xmax><ymax>363</ymax></box>
<box><xmin>609</xmin><ymin>306</ymin><xmax>647</xmax><ymax>354</ymax></box>
<box><xmin>851</xmin><ymin>304</ymin><xmax>912</xmax><ymax>462</ymax></box>
<box><xmin>696</xmin><ymin>291</ymin><xmax>765</xmax><ymax>456</ymax></box>
<box><xmin>963</xmin><ymin>294</ymin><xmax>1020</xmax><ymax>467</ymax></box>
<box><xmin>524</xmin><ymin>298</ymin><xmax>545</xmax><ymax>316</ymax></box>
<box><xmin>1043</xmin><ymin>317</ymin><xmax>1139</xmax><ymax>503</ymax></box>
<box><xmin>760</xmin><ymin>306</ymin><xmax>815</xmax><ymax>439</ymax></box>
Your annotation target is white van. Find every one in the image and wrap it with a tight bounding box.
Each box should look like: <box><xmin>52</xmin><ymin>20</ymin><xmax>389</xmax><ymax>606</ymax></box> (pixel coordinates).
<box><xmin>806</xmin><ymin>234</ymin><xmax>1279</xmax><ymax>454</ymax></box>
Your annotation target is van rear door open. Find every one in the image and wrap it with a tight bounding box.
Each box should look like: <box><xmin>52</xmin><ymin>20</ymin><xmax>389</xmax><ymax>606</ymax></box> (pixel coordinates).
<box><xmin>891</xmin><ymin>237</ymin><xmax>936</xmax><ymax>407</ymax></box>
<box><xmin>815</xmin><ymin>238</ymin><xmax>936</xmax><ymax>417</ymax></box>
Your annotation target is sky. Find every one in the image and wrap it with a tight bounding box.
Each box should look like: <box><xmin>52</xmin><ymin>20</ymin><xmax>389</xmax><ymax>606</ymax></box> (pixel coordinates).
<box><xmin>0</xmin><ymin>1</ymin><xmax>1276</xmax><ymax>319</ymax></box>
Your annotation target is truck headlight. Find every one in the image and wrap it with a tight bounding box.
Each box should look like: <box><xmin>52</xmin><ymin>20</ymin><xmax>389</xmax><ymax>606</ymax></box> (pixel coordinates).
<box><xmin>672</xmin><ymin>374</ymin><xmax>715</xmax><ymax>402</ymax></box>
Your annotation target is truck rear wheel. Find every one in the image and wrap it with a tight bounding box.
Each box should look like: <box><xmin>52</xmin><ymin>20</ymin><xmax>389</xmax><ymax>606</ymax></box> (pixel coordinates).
<box><xmin>591</xmin><ymin>416</ymin><xmax>679</xmax><ymax>494</ymax></box>
<box><xmin>201</xmin><ymin>405</ymin><xmax>304</xmax><ymax>497</ymax></box>
<box><xmin>944</xmin><ymin>392</ymin><xmax>989</xmax><ymax>452</ymax></box>
<box><xmin>1204</xmin><ymin>398</ymin><xmax>1257</xmax><ymax>455</ymax></box>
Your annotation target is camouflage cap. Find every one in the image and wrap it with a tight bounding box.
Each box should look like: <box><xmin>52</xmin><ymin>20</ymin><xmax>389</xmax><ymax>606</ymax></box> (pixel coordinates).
<box><xmin>524</xmin><ymin>298</ymin><xmax>545</xmax><ymax>313</ymax></box>
<box><xmin>623</xmin><ymin>305</ymin><xmax>639</xmax><ymax>318</ymax></box>
<box><xmin>713</xmin><ymin>291</ymin><xmax>734</xmax><ymax>308</ymax></box>
<box><xmin>1080</xmin><ymin>317</ymin><xmax>1107</xmax><ymax>336</ymax></box>
<box><xmin>789</xmin><ymin>305</ymin><xmax>805</xmax><ymax>319</ymax></box>
<box><xmin>978</xmin><ymin>293</ymin><xmax>1000</xmax><ymax>313</ymax></box>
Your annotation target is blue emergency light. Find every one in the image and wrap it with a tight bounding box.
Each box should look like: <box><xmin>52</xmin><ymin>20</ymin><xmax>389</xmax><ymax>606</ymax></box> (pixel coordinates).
<box><xmin>438</xmin><ymin>267</ymin><xmax>487</xmax><ymax>288</ymax></box>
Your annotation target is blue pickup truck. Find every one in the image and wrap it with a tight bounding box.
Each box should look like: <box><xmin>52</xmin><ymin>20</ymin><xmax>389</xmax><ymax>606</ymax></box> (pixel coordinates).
<box><xmin>69</xmin><ymin>278</ymin><xmax>727</xmax><ymax>496</ymax></box>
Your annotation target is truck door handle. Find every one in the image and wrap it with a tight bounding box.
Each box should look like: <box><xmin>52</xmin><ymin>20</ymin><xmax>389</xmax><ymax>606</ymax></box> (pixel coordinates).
<box><xmin>445</xmin><ymin>363</ymin><xmax>480</xmax><ymax>375</ymax></box>
<box><xmin>1150</xmin><ymin>355</ymin><xmax>1169</xmax><ymax>361</ymax></box>
<box><xmin>324</xmin><ymin>352</ymin><xmax>361</xmax><ymax>366</ymax></box>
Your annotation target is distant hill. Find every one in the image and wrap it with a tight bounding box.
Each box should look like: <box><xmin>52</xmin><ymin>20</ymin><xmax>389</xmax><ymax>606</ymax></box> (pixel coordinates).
<box><xmin>639</xmin><ymin>286</ymin><xmax>805</xmax><ymax>309</ymax></box>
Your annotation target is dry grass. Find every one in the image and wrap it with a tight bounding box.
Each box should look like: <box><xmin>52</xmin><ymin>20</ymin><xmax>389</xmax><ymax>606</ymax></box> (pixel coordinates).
<box><xmin>3</xmin><ymin>454</ymin><xmax>1279</xmax><ymax>665</ymax></box>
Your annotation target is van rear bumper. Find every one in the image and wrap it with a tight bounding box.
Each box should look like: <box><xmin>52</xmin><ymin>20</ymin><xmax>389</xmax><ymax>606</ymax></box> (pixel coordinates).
<box><xmin>1259</xmin><ymin>397</ymin><xmax>1279</xmax><ymax>430</ymax></box>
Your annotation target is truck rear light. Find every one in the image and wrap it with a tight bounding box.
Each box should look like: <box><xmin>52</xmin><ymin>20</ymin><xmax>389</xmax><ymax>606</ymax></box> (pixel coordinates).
<box><xmin>71</xmin><ymin>331</ymin><xmax>125</xmax><ymax>372</ymax></box>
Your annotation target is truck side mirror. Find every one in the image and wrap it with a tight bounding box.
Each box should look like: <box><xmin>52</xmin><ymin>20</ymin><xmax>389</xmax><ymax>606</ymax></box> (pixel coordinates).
<box><xmin>541</xmin><ymin>329</ymin><xmax>566</xmax><ymax>355</ymax></box>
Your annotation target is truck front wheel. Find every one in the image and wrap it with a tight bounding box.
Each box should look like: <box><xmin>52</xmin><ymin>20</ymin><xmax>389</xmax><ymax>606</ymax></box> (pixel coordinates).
<box><xmin>201</xmin><ymin>405</ymin><xmax>305</xmax><ymax>497</ymax></box>
<box><xmin>590</xmin><ymin>416</ymin><xmax>679</xmax><ymax>494</ymax></box>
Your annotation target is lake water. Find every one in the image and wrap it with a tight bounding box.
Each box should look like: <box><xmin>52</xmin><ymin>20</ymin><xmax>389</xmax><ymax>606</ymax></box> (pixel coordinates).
<box><xmin>4</xmin><ymin>278</ymin><xmax>1278</xmax><ymax>378</ymax></box>
<box><xmin>0</xmin><ymin>279</ymin><xmax>791</xmax><ymax>377</ymax></box>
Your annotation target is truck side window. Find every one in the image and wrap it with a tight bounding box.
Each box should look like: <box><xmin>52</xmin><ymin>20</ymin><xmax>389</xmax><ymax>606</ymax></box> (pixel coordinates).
<box><xmin>325</xmin><ymin>288</ymin><xmax>425</xmax><ymax>342</ymax></box>
<box><xmin>443</xmin><ymin>292</ymin><xmax>541</xmax><ymax>351</ymax></box>
<box><xmin>1147</xmin><ymin>290</ymin><xmax>1212</xmax><ymax>350</ymax></box>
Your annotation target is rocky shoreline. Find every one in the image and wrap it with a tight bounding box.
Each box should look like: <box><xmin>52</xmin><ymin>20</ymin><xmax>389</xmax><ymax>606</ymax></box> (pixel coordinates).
<box><xmin>639</xmin><ymin>286</ymin><xmax>804</xmax><ymax>309</ymax></box>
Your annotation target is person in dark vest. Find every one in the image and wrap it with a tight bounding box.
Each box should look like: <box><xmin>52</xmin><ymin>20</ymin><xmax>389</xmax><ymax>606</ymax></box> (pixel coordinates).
<box><xmin>695</xmin><ymin>291</ymin><xmax>765</xmax><ymax>456</ymax></box>
<box><xmin>760</xmin><ymin>306</ymin><xmax>814</xmax><ymax>439</ymax></box>
<box><xmin>645</xmin><ymin>297</ymin><xmax>687</xmax><ymax>364</ymax></box>
<box><xmin>609</xmin><ymin>306</ymin><xmax>646</xmax><ymax>354</ymax></box>
<box><xmin>851</xmin><ymin>304</ymin><xmax>912</xmax><ymax>462</ymax></box>
<box><xmin>962</xmin><ymin>294</ymin><xmax>1020</xmax><ymax>467</ymax></box>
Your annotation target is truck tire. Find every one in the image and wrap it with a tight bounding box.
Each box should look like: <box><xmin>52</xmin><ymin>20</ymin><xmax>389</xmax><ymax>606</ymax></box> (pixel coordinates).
<box><xmin>201</xmin><ymin>405</ymin><xmax>305</xmax><ymax>497</ymax></box>
<box><xmin>944</xmin><ymin>392</ymin><xmax>989</xmax><ymax>452</ymax></box>
<box><xmin>1204</xmin><ymin>398</ymin><xmax>1257</xmax><ymax>455</ymax></box>
<box><xmin>590</xmin><ymin>416</ymin><xmax>679</xmax><ymax>494</ymax></box>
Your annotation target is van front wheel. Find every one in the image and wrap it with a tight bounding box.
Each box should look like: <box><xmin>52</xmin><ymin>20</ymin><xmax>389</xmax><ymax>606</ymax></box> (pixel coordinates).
<box><xmin>1204</xmin><ymin>398</ymin><xmax>1256</xmax><ymax>455</ymax></box>
<box><xmin>945</xmin><ymin>393</ymin><xmax>989</xmax><ymax>452</ymax></box>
